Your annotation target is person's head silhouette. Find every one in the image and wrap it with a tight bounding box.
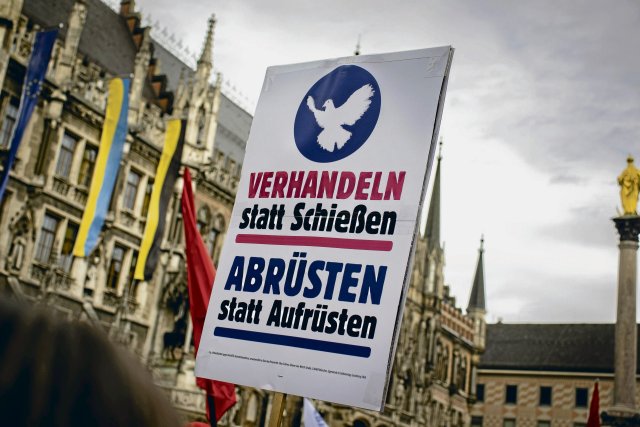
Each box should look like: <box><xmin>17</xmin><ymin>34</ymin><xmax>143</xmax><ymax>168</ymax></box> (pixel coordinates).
<box><xmin>0</xmin><ymin>298</ymin><xmax>180</xmax><ymax>427</ymax></box>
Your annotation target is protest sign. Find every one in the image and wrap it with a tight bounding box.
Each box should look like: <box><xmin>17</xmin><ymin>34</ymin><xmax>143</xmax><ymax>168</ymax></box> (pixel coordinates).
<box><xmin>196</xmin><ymin>47</ymin><xmax>454</xmax><ymax>410</ymax></box>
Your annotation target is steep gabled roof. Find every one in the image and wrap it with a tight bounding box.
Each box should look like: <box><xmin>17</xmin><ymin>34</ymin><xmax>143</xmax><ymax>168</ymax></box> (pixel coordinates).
<box><xmin>480</xmin><ymin>323</ymin><xmax>640</xmax><ymax>373</ymax></box>
<box><xmin>23</xmin><ymin>0</ymin><xmax>137</xmax><ymax>76</ymax></box>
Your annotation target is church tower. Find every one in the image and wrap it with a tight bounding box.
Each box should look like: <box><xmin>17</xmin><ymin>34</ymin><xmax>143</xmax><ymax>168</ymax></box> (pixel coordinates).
<box><xmin>467</xmin><ymin>236</ymin><xmax>487</xmax><ymax>351</ymax></box>
<box><xmin>424</xmin><ymin>141</ymin><xmax>445</xmax><ymax>297</ymax></box>
<box><xmin>180</xmin><ymin>15</ymin><xmax>222</xmax><ymax>165</ymax></box>
<box><xmin>312</xmin><ymin>137</ymin><xmax>488</xmax><ymax>425</ymax></box>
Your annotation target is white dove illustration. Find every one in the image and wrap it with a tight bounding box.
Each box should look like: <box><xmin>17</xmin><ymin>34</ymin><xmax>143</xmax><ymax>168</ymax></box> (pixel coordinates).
<box><xmin>306</xmin><ymin>84</ymin><xmax>375</xmax><ymax>152</ymax></box>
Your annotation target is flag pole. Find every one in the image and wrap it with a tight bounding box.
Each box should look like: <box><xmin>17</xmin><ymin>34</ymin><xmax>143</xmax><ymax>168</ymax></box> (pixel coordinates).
<box><xmin>207</xmin><ymin>394</ymin><xmax>217</xmax><ymax>427</ymax></box>
<box><xmin>268</xmin><ymin>392</ymin><xmax>287</xmax><ymax>427</ymax></box>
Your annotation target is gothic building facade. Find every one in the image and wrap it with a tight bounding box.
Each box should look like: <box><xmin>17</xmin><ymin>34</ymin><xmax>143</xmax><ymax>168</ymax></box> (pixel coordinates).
<box><xmin>311</xmin><ymin>156</ymin><xmax>487</xmax><ymax>427</ymax></box>
<box><xmin>0</xmin><ymin>0</ymin><xmax>250</xmax><ymax>419</ymax></box>
<box><xmin>0</xmin><ymin>1</ymin><xmax>487</xmax><ymax>425</ymax></box>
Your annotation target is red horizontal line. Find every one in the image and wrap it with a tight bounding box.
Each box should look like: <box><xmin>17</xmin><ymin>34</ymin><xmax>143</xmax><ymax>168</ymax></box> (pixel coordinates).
<box><xmin>235</xmin><ymin>234</ymin><xmax>393</xmax><ymax>251</ymax></box>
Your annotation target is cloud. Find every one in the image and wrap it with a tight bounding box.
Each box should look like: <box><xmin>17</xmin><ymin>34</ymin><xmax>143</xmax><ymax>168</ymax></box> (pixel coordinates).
<box><xmin>136</xmin><ymin>0</ymin><xmax>639</xmax><ymax>322</ymax></box>
<box><xmin>464</xmin><ymin>1</ymin><xmax>640</xmax><ymax>177</ymax></box>
<box><xmin>539</xmin><ymin>203</ymin><xmax>620</xmax><ymax>249</ymax></box>
<box><xmin>488</xmin><ymin>271</ymin><xmax>617</xmax><ymax>323</ymax></box>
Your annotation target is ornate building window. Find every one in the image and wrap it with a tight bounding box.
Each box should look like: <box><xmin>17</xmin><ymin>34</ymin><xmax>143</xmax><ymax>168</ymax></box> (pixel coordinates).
<box><xmin>197</xmin><ymin>206</ymin><xmax>210</xmax><ymax>233</ymax></box>
<box><xmin>575</xmin><ymin>388</ymin><xmax>588</xmax><ymax>408</ymax></box>
<box><xmin>55</xmin><ymin>132</ymin><xmax>78</xmax><ymax>179</ymax></box>
<box><xmin>503</xmin><ymin>419</ymin><xmax>516</xmax><ymax>427</ymax></box>
<box><xmin>140</xmin><ymin>179</ymin><xmax>153</xmax><ymax>217</ymax></box>
<box><xmin>106</xmin><ymin>244</ymin><xmax>125</xmax><ymax>290</ymax></box>
<box><xmin>123</xmin><ymin>169</ymin><xmax>141</xmax><ymax>211</ymax></box>
<box><xmin>353</xmin><ymin>420</ymin><xmax>370</xmax><ymax>427</ymax></box>
<box><xmin>455</xmin><ymin>354</ymin><xmax>468</xmax><ymax>392</ymax></box>
<box><xmin>208</xmin><ymin>214</ymin><xmax>224</xmax><ymax>259</ymax></box>
<box><xmin>505</xmin><ymin>385</ymin><xmax>518</xmax><ymax>404</ymax></box>
<box><xmin>77</xmin><ymin>144</ymin><xmax>98</xmax><ymax>187</ymax></box>
<box><xmin>207</xmin><ymin>227</ymin><xmax>218</xmax><ymax>257</ymax></box>
<box><xmin>537</xmin><ymin>421</ymin><xmax>550</xmax><ymax>427</ymax></box>
<box><xmin>471</xmin><ymin>416</ymin><xmax>483</xmax><ymax>427</ymax></box>
<box><xmin>171</xmin><ymin>214</ymin><xmax>183</xmax><ymax>243</ymax></box>
<box><xmin>35</xmin><ymin>213</ymin><xmax>59</xmax><ymax>263</ymax></box>
<box><xmin>476</xmin><ymin>383</ymin><xmax>485</xmax><ymax>402</ymax></box>
<box><xmin>402</xmin><ymin>369</ymin><xmax>413</xmax><ymax>411</ymax></box>
<box><xmin>126</xmin><ymin>250</ymin><xmax>138</xmax><ymax>298</ymax></box>
<box><xmin>0</xmin><ymin>98</ymin><xmax>18</xmax><ymax>148</ymax></box>
<box><xmin>436</xmin><ymin>343</ymin><xmax>449</xmax><ymax>383</ymax></box>
<box><xmin>539</xmin><ymin>386</ymin><xmax>552</xmax><ymax>406</ymax></box>
<box><xmin>59</xmin><ymin>221</ymin><xmax>78</xmax><ymax>273</ymax></box>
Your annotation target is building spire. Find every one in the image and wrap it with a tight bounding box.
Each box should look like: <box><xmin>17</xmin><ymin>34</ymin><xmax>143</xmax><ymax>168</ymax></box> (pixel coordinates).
<box><xmin>467</xmin><ymin>235</ymin><xmax>486</xmax><ymax>311</ymax></box>
<box><xmin>425</xmin><ymin>138</ymin><xmax>443</xmax><ymax>250</ymax></box>
<box><xmin>354</xmin><ymin>34</ymin><xmax>361</xmax><ymax>56</ymax></box>
<box><xmin>198</xmin><ymin>14</ymin><xmax>216</xmax><ymax>67</ymax></box>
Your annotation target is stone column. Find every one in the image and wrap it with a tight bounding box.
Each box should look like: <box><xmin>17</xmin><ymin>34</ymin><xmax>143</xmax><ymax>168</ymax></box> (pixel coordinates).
<box><xmin>603</xmin><ymin>216</ymin><xmax>640</xmax><ymax>426</ymax></box>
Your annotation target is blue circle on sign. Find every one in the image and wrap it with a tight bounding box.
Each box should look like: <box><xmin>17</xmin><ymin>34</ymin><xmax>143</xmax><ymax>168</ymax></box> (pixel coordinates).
<box><xmin>294</xmin><ymin>65</ymin><xmax>381</xmax><ymax>163</ymax></box>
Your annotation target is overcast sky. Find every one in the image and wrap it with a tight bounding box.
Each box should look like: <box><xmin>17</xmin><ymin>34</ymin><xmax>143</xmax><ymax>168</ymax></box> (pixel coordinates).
<box><xmin>134</xmin><ymin>0</ymin><xmax>640</xmax><ymax>323</ymax></box>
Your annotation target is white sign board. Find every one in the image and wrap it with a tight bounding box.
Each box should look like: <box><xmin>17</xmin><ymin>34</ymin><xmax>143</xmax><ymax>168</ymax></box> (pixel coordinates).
<box><xmin>196</xmin><ymin>47</ymin><xmax>454</xmax><ymax>411</ymax></box>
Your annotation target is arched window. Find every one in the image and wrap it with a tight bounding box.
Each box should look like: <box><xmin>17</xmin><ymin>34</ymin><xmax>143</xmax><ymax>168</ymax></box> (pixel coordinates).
<box><xmin>459</xmin><ymin>356</ymin><xmax>468</xmax><ymax>392</ymax></box>
<box><xmin>171</xmin><ymin>213</ymin><xmax>183</xmax><ymax>243</ymax></box>
<box><xmin>207</xmin><ymin>214</ymin><xmax>225</xmax><ymax>258</ymax></box>
<box><xmin>197</xmin><ymin>206</ymin><xmax>211</xmax><ymax>233</ymax></box>
<box><xmin>403</xmin><ymin>369</ymin><xmax>413</xmax><ymax>411</ymax></box>
<box><xmin>353</xmin><ymin>419</ymin><xmax>370</xmax><ymax>427</ymax></box>
<box><xmin>442</xmin><ymin>346</ymin><xmax>450</xmax><ymax>383</ymax></box>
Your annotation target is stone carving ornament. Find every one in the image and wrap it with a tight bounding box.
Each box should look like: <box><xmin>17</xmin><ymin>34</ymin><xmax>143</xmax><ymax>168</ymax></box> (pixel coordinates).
<box><xmin>6</xmin><ymin>204</ymin><xmax>35</xmax><ymax>271</ymax></box>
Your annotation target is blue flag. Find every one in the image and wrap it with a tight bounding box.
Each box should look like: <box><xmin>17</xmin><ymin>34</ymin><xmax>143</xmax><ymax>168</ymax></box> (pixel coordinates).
<box><xmin>0</xmin><ymin>29</ymin><xmax>58</xmax><ymax>201</ymax></box>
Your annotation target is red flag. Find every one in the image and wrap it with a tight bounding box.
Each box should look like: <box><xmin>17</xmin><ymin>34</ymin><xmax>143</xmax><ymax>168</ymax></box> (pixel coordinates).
<box><xmin>182</xmin><ymin>168</ymin><xmax>236</xmax><ymax>422</ymax></box>
<box><xmin>586</xmin><ymin>381</ymin><xmax>600</xmax><ymax>427</ymax></box>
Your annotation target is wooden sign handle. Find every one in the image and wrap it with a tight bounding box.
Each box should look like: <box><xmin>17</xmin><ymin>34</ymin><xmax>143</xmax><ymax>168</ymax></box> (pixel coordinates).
<box><xmin>268</xmin><ymin>392</ymin><xmax>287</xmax><ymax>427</ymax></box>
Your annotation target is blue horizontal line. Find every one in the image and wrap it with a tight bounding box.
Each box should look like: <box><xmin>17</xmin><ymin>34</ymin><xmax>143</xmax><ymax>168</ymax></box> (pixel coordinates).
<box><xmin>214</xmin><ymin>327</ymin><xmax>371</xmax><ymax>358</ymax></box>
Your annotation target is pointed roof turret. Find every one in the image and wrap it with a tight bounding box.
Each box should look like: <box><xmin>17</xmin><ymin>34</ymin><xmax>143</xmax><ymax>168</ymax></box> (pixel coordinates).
<box><xmin>198</xmin><ymin>14</ymin><xmax>216</xmax><ymax>67</ymax></box>
<box><xmin>425</xmin><ymin>139</ymin><xmax>443</xmax><ymax>250</ymax></box>
<box><xmin>468</xmin><ymin>236</ymin><xmax>486</xmax><ymax>311</ymax></box>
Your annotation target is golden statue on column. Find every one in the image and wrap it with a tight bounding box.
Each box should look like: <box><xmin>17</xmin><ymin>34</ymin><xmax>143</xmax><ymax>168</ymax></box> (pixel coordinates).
<box><xmin>618</xmin><ymin>156</ymin><xmax>640</xmax><ymax>215</ymax></box>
